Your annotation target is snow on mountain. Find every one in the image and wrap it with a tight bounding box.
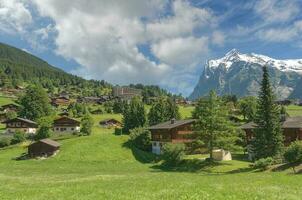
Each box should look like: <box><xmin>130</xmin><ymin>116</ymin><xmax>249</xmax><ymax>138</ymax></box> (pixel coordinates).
<box><xmin>189</xmin><ymin>49</ymin><xmax>302</xmax><ymax>100</ymax></box>
<box><xmin>208</xmin><ymin>49</ymin><xmax>302</xmax><ymax>74</ymax></box>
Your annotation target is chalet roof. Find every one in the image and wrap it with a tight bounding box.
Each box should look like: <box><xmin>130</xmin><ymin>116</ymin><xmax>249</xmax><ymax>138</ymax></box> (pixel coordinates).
<box><xmin>1</xmin><ymin>103</ymin><xmax>20</xmax><ymax>108</ymax></box>
<box><xmin>3</xmin><ymin>117</ymin><xmax>37</xmax><ymax>125</ymax></box>
<box><xmin>240</xmin><ymin>116</ymin><xmax>302</xmax><ymax>130</ymax></box>
<box><xmin>53</xmin><ymin>116</ymin><xmax>80</xmax><ymax>126</ymax></box>
<box><xmin>148</xmin><ymin>119</ymin><xmax>196</xmax><ymax>130</ymax></box>
<box><xmin>100</xmin><ymin>118</ymin><xmax>121</xmax><ymax>124</ymax></box>
<box><xmin>38</xmin><ymin>139</ymin><xmax>61</xmax><ymax>147</ymax></box>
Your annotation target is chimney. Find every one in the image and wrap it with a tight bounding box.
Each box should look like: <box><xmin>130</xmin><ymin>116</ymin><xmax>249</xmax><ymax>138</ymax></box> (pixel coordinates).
<box><xmin>171</xmin><ymin>118</ymin><xmax>175</xmax><ymax>124</ymax></box>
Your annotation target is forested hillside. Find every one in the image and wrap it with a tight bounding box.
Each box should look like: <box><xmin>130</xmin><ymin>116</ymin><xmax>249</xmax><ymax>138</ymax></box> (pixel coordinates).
<box><xmin>0</xmin><ymin>42</ymin><xmax>111</xmax><ymax>95</ymax></box>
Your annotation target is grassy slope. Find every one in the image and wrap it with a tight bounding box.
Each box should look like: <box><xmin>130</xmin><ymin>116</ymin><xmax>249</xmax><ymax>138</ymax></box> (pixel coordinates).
<box><xmin>1</xmin><ymin>112</ymin><xmax>302</xmax><ymax>200</ymax></box>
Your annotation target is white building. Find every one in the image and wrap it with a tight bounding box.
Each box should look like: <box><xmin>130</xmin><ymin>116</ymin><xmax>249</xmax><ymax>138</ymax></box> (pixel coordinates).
<box><xmin>53</xmin><ymin>116</ymin><xmax>80</xmax><ymax>133</ymax></box>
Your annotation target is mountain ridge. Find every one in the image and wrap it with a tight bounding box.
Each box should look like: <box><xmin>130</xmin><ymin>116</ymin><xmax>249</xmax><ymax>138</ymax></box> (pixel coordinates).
<box><xmin>189</xmin><ymin>49</ymin><xmax>302</xmax><ymax>100</ymax></box>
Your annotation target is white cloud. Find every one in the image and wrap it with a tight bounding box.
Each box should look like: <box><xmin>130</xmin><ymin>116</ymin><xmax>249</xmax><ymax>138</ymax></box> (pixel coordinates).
<box><xmin>212</xmin><ymin>31</ymin><xmax>225</xmax><ymax>46</ymax></box>
<box><xmin>30</xmin><ymin>0</ymin><xmax>217</xmax><ymax>95</ymax></box>
<box><xmin>254</xmin><ymin>0</ymin><xmax>300</xmax><ymax>24</ymax></box>
<box><xmin>151</xmin><ymin>36</ymin><xmax>209</xmax><ymax>67</ymax></box>
<box><xmin>0</xmin><ymin>0</ymin><xmax>32</xmax><ymax>33</ymax></box>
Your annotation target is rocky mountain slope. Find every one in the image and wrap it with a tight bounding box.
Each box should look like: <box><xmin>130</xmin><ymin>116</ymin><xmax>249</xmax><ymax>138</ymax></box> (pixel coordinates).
<box><xmin>189</xmin><ymin>49</ymin><xmax>302</xmax><ymax>100</ymax></box>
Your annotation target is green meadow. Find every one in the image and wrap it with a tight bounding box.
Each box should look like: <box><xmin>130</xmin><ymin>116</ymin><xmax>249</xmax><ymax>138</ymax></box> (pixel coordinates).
<box><xmin>0</xmin><ymin>111</ymin><xmax>302</xmax><ymax>200</ymax></box>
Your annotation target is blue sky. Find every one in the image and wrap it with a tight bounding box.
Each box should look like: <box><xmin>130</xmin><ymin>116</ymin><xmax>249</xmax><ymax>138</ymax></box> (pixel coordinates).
<box><xmin>1</xmin><ymin>0</ymin><xmax>302</xmax><ymax>96</ymax></box>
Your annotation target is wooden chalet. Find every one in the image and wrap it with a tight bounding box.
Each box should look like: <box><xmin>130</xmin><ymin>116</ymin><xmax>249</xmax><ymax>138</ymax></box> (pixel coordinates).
<box><xmin>51</xmin><ymin>96</ymin><xmax>70</xmax><ymax>107</ymax></box>
<box><xmin>148</xmin><ymin>119</ymin><xmax>196</xmax><ymax>155</ymax></box>
<box><xmin>28</xmin><ymin>139</ymin><xmax>60</xmax><ymax>157</ymax></box>
<box><xmin>100</xmin><ymin>119</ymin><xmax>122</xmax><ymax>128</ymax></box>
<box><xmin>53</xmin><ymin>116</ymin><xmax>80</xmax><ymax>133</ymax></box>
<box><xmin>2</xmin><ymin>117</ymin><xmax>38</xmax><ymax>134</ymax></box>
<box><xmin>0</xmin><ymin>103</ymin><xmax>20</xmax><ymax>113</ymax></box>
<box><xmin>241</xmin><ymin>116</ymin><xmax>302</xmax><ymax>146</ymax></box>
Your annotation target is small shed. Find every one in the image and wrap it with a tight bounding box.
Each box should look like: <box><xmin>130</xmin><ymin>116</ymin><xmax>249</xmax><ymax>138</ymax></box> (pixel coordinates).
<box><xmin>28</xmin><ymin>139</ymin><xmax>61</xmax><ymax>157</ymax></box>
<box><xmin>212</xmin><ymin>149</ymin><xmax>232</xmax><ymax>161</ymax></box>
<box><xmin>100</xmin><ymin>119</ymin><xmax>122</xmax><ymax>128</ymax></box>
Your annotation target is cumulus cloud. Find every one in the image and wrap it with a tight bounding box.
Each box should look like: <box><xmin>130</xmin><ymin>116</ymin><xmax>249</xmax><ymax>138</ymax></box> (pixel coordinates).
<box><xmin>29</xmin><ymin>0</ymin><xmax>219</xmax><ymax>95</ymax></box>
<box><xmin>0</xmin><ymin>0</ymin><xmax>32</xmax><ymax>33</ymax></box>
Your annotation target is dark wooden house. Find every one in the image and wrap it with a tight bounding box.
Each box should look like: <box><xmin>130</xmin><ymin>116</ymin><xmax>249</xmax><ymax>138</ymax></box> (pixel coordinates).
<box><xmin>51</xmin><ymin>96</ymin><xmax>70</xmax><ymax>107</ymax></box>
<box><xmin>53</xmin><ymin>116</ymin><xmax>80</xmax><ymax>133</ymax></box>
<box><xmin>241</xmin><ymin>116</ymin><xmax>302</xmax><ymax>146</ymax></box>
<box><xmin>2</xmin><ymin>117</ymin><xmax>38</xmax><ymax>134</ymax></box>
<box><xmin>28</xmin><ymin>139</ymin><xmax>60</xmax><ymax>157</ymax></box>
<box><xmin>100</xmin><ymin>119</ymin><xmax>122</xmax><ymax>128</ymax></box>
<box><xmin>148</xmin><ymin>119</ymin><xmax>196</xmax><ymax>154</ymax></box>
<box><xmin>0</xmin><ymin>103</ymin><xmax>20</xmax><ymax>113</ymax></box>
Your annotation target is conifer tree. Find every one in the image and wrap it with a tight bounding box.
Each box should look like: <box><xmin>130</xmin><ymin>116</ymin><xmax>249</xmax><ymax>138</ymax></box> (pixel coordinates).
<box><xmin>252</xmin><ymin>66</ymin><xmax>283</xmax><ymax>160</ymax></box>
<box><xmin>122</xmin><ymin>97</ymin><xmax>146</xmax><ymax>133</ymax></box>
<box><xmin>193</xmin><ymin>90</ymin><xmax>238</xmax><ymax>160</ymax></box>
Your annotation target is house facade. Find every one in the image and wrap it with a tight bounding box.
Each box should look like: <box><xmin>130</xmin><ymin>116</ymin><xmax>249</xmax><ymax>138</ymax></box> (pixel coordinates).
<box><xmin>51</xmin><ymin>97</ymin><xmax>70</xmax><ymax>107</ymax></box>
<box><xmin>148</xmin><ymin>119</ymin><xmax>196</xmax><ymax>155</ymax></box>
<box><xmin>28</xmin><ymin>139</ymin><xmax>60</xmax><ymax>157</ymax></box>
<box><xmin>2</xmin><ymin>117</ymin><xmax>37</xmax><ymax>134</ymax></box>
<box><xmin>53</xmin><ymin>116</ymin><xmax>80</xmax><ymax>133</ymax></box>
<box><xmin>1</xmin><ymin>103</ymin><xmax>20</xmax><ymax>113</ymax></box>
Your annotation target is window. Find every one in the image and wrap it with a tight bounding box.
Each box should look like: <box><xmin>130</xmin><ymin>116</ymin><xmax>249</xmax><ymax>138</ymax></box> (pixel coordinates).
<box><xmin>71</xmin><ymin>128</ymin><xmax>74</xmax><ymax>131</ymax></box>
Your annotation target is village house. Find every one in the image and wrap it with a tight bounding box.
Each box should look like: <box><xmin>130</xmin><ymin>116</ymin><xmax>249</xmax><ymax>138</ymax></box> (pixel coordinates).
<box><xmin>0</xmin><ymin>103</ymin><xmax>20</xmax><ymax>113</ymax></box>
<box><xmin>241</xmin><ymin>116</ymin><xmax>302</xmax><ymax>146</ymax></box>
<box><xmin>28</xmin><ymin>139</ymin><xmax>61</xmax><ymax>157</ymax></box>
<box><xmin>100</xmin><ymin>119</ymin><xmax>122</xmax><ymax>128</ymax></box>
<box><xmin>53</xmin><ymin>116</ymin><xmax>80</xmax><ymax>133</ymax></box>
<box><xmin>51</xmin><ymin>96</ymin><xmax>70</xmax><ymax>107</ymax></box>
<box><xmin>2</xmin><ymin>117</ymin><xmax>38</xmax><ymax>134</ymax></box>
<box><xmin>148</xmin><ymin>119</ymin><xmax>196</xmax><ymax>155</ymax></box>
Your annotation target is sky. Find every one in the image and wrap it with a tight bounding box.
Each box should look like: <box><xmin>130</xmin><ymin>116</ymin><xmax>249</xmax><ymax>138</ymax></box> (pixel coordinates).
<box><xmin>1</xmin><ymin>0</ymin><xmax>302</xmax><ymax>96</ymax></box>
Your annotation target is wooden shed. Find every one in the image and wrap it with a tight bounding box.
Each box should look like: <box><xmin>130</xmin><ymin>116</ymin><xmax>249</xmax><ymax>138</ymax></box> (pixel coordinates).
<box><xmin>28</xmin><ymin>139</ymin><xmax>61</xmax><ymax>157</ymax></box>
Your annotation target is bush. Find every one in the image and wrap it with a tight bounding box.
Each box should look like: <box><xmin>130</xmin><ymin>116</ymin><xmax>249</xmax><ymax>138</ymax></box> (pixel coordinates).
<box><xmin>161</xmin><ymin>143</ymin><xmax>186</xmax><ymax>166</ymax></box>
<box><xmin>284</xmin><ymin>141</ymin><xmax>302</xmax><ymax>173</ymax></box>
<box><xmin>11</xmin><ymin>131</ymin><xmax>26</xmax><ymax>144</ymax></box>
<box><xmin>253</xmin><ymin>157</ymin><xmax>273</xmax><ymax>170</ymax></box>
<box><xmin>0</xmin><ymin>137</ymin><xmax>11</xmax><ymax>148</ymax></box>
<box><xmin>35</xmin><ymin>117</ymin><xmax>53</xmax><ymax>140</ymax></box>
<box><xmin>129</xmin><ymin>127</ymin><xmax>151</xmax><ymax>151</ymax></box>
<box><xmin>81</xmin><ymin>114</ymin><xmax>94</xmax><ymax>135</ymax></box>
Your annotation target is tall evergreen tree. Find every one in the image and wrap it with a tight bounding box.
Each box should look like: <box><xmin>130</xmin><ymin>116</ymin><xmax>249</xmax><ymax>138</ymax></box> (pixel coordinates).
<box><xmin>193</xmin><ymin>90</ymin><xmax>238</xmax><ymax>160</ymax></box>
<box><xmin>148</xmin><ymin>97</ymin><xmax>180</xmax><ymax>126</ymax></box>
<box><xmin>18</xmin><ymin>85</ymin><xmax>52</xmax><ymax>120</ymax></box>
<box><xmin>252</xmin><ymin>66</ymin><xmax>283</xmax><ymax>160</ymax></box>
<box><xmin>122</xmin><ymin>97</ymin><xmax>146</xmax><ymax>133</ymax></box>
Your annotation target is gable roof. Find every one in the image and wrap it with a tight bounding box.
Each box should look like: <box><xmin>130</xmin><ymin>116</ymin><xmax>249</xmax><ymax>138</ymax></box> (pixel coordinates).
<box><xmin>240</xmin><ymin>116</ymin><xmax>302</xmax><ymax>130</ymax></box>
<box><xmin>39</xmin><ymin>139</ymin><xmax>60</xmax><ymax>147</ymax></box>
<box><xmin>53</xmin><ymin>116</ymin><xmax>80</xmax><ymax>126</ymax></box>
<box><xmin>1</xmin><ymin>103</ymin><xmax>20</xmax><ymax>108</ymax></box>
<box><xmin>3</xmin><ymin>117</ymin><xmax>37</xmax><ymax>125</ymax></box>
<box><xmin>148</xmin><ymin>119</ymin><xmax>196</xmax><ymax>130</ymax></box>
<box><xmin>100</xmin><ymin>118</ymin><xmax>121</xmax><ymax>124</ymax></box>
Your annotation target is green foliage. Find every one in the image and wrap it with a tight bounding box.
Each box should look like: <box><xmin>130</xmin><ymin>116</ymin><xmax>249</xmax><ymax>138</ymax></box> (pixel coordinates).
<box><xmin>81</xmin><ymin>114</ymin><xmax>94</xmax><ymax>135</ymax></box>
<box><xmin>35</xmin><ymin>117</ymin><xmax>53</xmax><ymax>140</ymax></box>
<box><xmin>0</xmin><ymin>137</ymin><xmax>11</xmax><ymax>148</ymax></box>
<box><xmin>68</xmin><ymin>103</ymin><xmax>88</xmax><ymax>117</ymax></box>
<box><xmin>129</xmin><ymin>127</ymin><xmax>151</xmax><ymax>151</ymax></box>
<box><xmin>284</xmin><ymin>141</ymin><xmax>302</xmax><ymax>173</ymax></box>
<box><xmin>11</xmin><ymin>131</ymin><xmax>26</xmax><ymax>144</ymax></box>
<box><xmin>128</xmin><ymin>84</ymin><xmax>171</xmax><ymax>103</ymax></box>
<box><xmin>5</xmin><ymin>110</ymin><xmax>17</xmax><ymax>120</ymax></box>
<box><xmin>18</xmin><ymin>85</ymin><xmax>52</xmax><ymax>120</ymax></box>
<box><xmin>161</xmin><ymin>143</ymin><xmax>186</xmax><ymax>166</ymax></box>
<box><xmin>193</xmin><ymin>90</ymin><xmax>238</xmax><ymax>159</ymax></box>
<box><xmin>113</xmin><ymin>99</ymin><xmax>127</xmax><ymax>114</ymax></box>
<box><xmin>253</xmin><ymin>157</ymin><xmax>273</xmax><ymax>171</ymax></box>
<box><xmin>238</xmin><ymin>96</ymin><xmax>257</xmax><ymax>121</ymax></box>
<box><xmin>122</xmin><ymin>97</ymin><xmax>146</xmax><ymax>133</ymax></box>
<box><xmin>252</xmin><ymin>66</ymin><xmax>283</xmax><ymax>160</ymax></box>
<box><xmin>148</xmin><ymin>97</ymin><xmax>180</xmax><ymax>126</ymax></box>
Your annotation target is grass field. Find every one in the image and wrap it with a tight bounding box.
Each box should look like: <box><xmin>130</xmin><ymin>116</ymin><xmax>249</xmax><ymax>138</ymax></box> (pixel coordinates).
<box><xmin>0</xmin><ymin>113</ymin><xmax>302</xmax><ymax>200</ymax></box>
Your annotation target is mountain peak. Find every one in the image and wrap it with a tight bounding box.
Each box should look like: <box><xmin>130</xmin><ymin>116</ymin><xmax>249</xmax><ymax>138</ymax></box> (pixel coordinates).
<box><xmin>225</xmin><ymin>49</ymin><xmax>240</xmax><ymax>57</ymax></box>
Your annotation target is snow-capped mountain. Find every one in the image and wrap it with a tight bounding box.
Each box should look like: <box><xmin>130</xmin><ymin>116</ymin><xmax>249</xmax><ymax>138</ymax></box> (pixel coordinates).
<box><xmin>189</xmin><ymin>49</ymin><xmax>302</xmax><ymax>100</ymax></box>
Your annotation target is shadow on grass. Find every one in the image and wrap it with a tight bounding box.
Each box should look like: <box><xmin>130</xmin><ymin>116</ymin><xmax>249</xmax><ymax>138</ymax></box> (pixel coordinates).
<box><xmin>12</xmin><ymin>152</ymin><xmax>30</xmax><ymax>161</ymax></box>
<box><xmin>122</xmin><ymin>140</ymin><xmax>157</xmax><ymax>164</ymax></box>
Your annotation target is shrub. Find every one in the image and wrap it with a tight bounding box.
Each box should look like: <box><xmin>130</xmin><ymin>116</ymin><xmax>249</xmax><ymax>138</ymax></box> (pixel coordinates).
<box><xmin>0</xmin><ymin>137</ymin><xmax>11</xmax><ymax>148</ymax></box>
<box><xmin>284</xmin><ymin>141</ymin><xmax>302</xmax><ymax>173</ymax></box>
<box><xmin>161</xmin><ymin>143</ymin><xmax>186</xmax><ymax>166</ymax></box>
<box><xmin>129</xmin><ymin>127</ymin><xmax>151</xmax><ymax>151</ymax></box>
<box><xmin>81</xmin><ymin>114</ymin><xmax>94</xmax><ymax>135</ymax></box>
<box><xmin>11</xmin><ymin>131</ymin><xmax>26</xmax><ymax>144</ymax></box>
<box><xmin>35</xmin><ymin>117</ymin><xmax>53</xmax><ymax>140</ymax></box>
<box><xmin>5</xmin><ymin>111</ymin><xmax>17</xmax><ymax>120</ymax></box>
<box><xmin>253</xmin><ymin>157</ymin><xmax>273</xmax><ymax>171</ymax></box>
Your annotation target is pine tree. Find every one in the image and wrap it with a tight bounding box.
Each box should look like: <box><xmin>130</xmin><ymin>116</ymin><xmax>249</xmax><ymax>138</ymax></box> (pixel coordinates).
<box><xmin>122</xmin><ymin>97</ymin><xmax>146</xmax><ymax>133</ymax></box>
<box><xmin>252</xmin><ymin>66</ymin><xmax>283</xmax><ymax>160</ymax></box>
<box><xmin>193</xmin><ymin>90</ymin><xmax>238</xmax><ymax>160</ymax></box>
